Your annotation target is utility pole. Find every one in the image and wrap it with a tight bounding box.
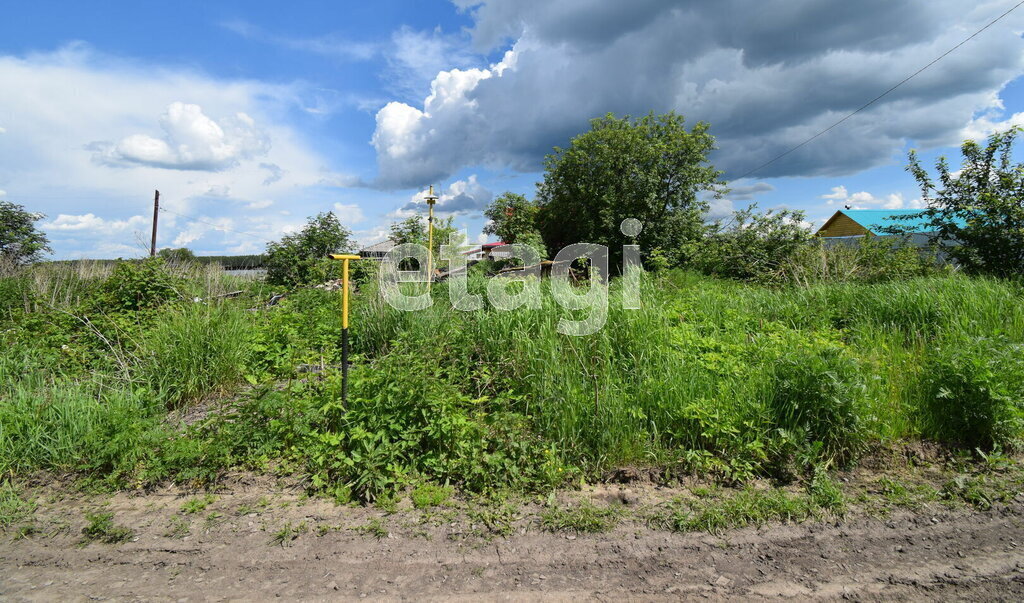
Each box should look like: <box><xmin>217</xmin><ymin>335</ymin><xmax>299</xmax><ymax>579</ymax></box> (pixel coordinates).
<box><xmin>425</xmin><ymin>185</ymin><xmax>438</xmax><ymax>290</ymax></box>
<box><xmin>329</xmin><ymin>253</ymin><xmax>361</xmax><ymax>409</ymax></box>
<box><xmin>150</xmin><ymin>189</ymin><xmax>160</xmax><ymax>257</ymax></box>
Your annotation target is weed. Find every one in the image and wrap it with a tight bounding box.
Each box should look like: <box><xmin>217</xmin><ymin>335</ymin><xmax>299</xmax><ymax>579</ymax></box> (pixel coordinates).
<box><xmin>165</xmin><ymin>516</ymin><xmax>190</xmax><ymax>539</ymax></box>
<box><xmin>353</xmin><ymin>518</ymin><xmax>388</xmax><ymax>539</ymax></box>
<box><xmin>411</xmin><ymin>484</ymin><xmax>453</xmax><ymax>509</ymax></box>
<box><xmin>540</xmin><ymin>501</ymin><xmax>619</xmax><ymax>533</ymax></box>
<box><xmin>0</xmin><ymin>481</ymin><xmax>35</xmax><ymax>529</ymax></box>
<box><xmin>269</xmin><ymin>520</ymin><xmax>308</xmax><ymax>546</ymax></box>
<box><xmin>180</xmin><ymin>494</ymin><xmax>216</xmax><ymax>515</ymax></box>
<box><xmin>80</xmin><ymin>512</ymin><xmax>134</xmax><ymax>544</ymax></box>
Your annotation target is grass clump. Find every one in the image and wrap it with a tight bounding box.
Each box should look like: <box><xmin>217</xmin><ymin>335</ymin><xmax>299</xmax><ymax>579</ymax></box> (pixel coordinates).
<box><xmin>540</xmin><ymin>501</ymin><xmax>619</xmax><ymax>533</ymax></box>
<box><xmin>0</xmin><ymin>481</ymin><xmax>36</xmax><ymax>529</ymax></box>
<box><xmin>411</xmin><ymin>483</ymin><xmax>453</xmax><ymax>509</ymax></box>
<box><xmin>80</xmin><ymin>512</ymin><xmax>134</xmax><ymax>544</ymax></box>
<box><xmin>180</xmin><ymin>494</ymin><xmax>216</xmax><ymax>515</ymax></box>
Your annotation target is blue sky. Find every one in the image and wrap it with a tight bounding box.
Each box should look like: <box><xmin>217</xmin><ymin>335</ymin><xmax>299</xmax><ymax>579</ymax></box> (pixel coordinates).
<box><xmin>1</xmin><ymin>0</ymin><xmax>1023</xmax><ymax>258</ymax></box>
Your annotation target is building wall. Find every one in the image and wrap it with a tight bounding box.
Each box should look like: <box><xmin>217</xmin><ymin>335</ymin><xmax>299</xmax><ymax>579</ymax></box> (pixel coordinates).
<box><xmin>818</xmin><ymin>214</ymin><xmax>870</xmax><ymax>238</ymax></box>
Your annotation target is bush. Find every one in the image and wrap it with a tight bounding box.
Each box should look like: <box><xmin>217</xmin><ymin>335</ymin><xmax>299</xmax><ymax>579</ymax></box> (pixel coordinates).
<box><xmin>265</xmin><ymin>212</ymin><xmax>354</xmax><ymax>288</ymax></box>
<box><xmin>919</xmin><ymin>336</ymin><xmax>1024</xmax><ymax>450</ymax></box>
<box><xmin>769</xmin><ymin>347</ymin><xmax>866</xmax><ymax>465</ymax></box>
<box><xmin>102</xmin><ymin>257</ymin><xmax>182</xmax><ymax>311</ymax></box>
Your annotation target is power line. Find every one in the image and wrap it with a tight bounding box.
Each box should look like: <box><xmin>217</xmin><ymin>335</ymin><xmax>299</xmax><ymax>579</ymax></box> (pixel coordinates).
<box><xmin>734</xmin><ymin>0</ymin><xmax>1024</xmax><ymax>182</ymax></box>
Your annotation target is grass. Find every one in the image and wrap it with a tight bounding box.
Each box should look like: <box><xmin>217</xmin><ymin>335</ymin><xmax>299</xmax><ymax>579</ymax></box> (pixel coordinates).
<box><xmin>269</xmin><ymin>520</ymin><xmax>308</xmax><ymax>546</ymax></box>
<box><xmin>410</xmin><ymin>484</ymin><xmax>453</xmax><ymax>509</ymax></box>
<box><xmin>540</xmin><ymin>501</ymin><xmax>620</xmax><ymax>533</ymax></box>
<box><xmin>1</xmin><ymin>259</ymin><xmax>1022</xmax><ymax>506</ymax></box>
<box><xmin>80</xmin><ymin>512</ymin><xmax>134</xmax><ymax>544</ymax></box>
<box><xmin>180</xmin><ymin>495</ymin><xmax>216</xmax><ymax>514</ymax></box>
<box><xmin>0</xmin><ymin>481</ymin><xmax>36</xmax><ymax>529</ymax></box>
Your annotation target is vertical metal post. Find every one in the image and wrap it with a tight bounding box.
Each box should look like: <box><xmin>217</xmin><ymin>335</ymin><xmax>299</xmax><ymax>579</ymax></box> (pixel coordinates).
<box><xmin>425</xmin><ymin>185</ymin><xmax>438</xmax><ymax>291</ymax></box>
<box><xmin>341</xmin><ymin>257</ymin><xmax>350</xmax><ymax>408</ymax></box>
<box><xmin>150</xmin><ymin>190</ymin><xmax>160</xmax><ymax>257</ymax></box>
<box><xmin>330</xmin><ymin>253</ymin><xmax>360</xmax><ymax>408</ymax></box>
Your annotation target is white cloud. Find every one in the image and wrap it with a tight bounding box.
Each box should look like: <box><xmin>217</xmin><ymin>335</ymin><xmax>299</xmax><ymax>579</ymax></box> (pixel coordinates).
<box><xmin>0</xmin><ymin>190</ymin><xmax>7</xmax><ymax>198</ymax></box>
<box><xmin>820</xmin><ymin>186</ymin><xmax>924</xmax><ymax>210</ymax></box>
<box><xmin>962</xmin><ymin>110</ymin><xmax>1024</xmax><ymax>141</ymax></box>
<box><xmin>94</xmin><ymin>102</ymin><xmax>270</xmax><ymax>171</ymax></box>
<box><xmin>246</xmin><ymin>200</ymin><xmax>274</xmax><ymax>210</ymax></box>
<box><xmin>0</xmin><ymin>45</ymin><xmax>346</xmax><ymax>258</ymax></box>
<box><xmin>374</xmin><ymin>1</ymin><xmax>1024</xmax><ymax>186</ymax></box>
<box><xmin>0</xmin><ymin>126</ymin><xmax>6</xmax><ymax>134</ymax></box>
<box><xmin>44</xmin><ymin>213</ymin><xmax>149</xmax><ymax>235</ymax></box>
<box><xmin>395</xmin><ymin>174</ymin><xmax>493</xmax><ymax>217</ymax></box>
<box><xmin>332</xmin><ymin>202</ymin><xmax>366</xmax><ymax>224</ymax></box>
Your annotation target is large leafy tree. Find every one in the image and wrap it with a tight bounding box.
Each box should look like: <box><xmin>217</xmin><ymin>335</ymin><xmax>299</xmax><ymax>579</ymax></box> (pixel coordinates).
<box><xmin>265</xmin><ymin>212</ymin><xmax>354</xmax><ymax>287</ymax></box>
<box><xmin>536</xmin><ymin>112</ymin><xmax>725</xmax><ymax>269</ymax></box>
<box><xmin>903</xmin><ymin>128</ymin><xmax>1024</xmax><ymax>277</ymax></box>
<box><xmin>0</xmin><ymin>201</ymin><xmax>51</xmax><ymax>267</ymax></box>
<box><xmin>483</xmin><ymin>192</ymin><xmax>546</xmax><ymax>260</ymax></box>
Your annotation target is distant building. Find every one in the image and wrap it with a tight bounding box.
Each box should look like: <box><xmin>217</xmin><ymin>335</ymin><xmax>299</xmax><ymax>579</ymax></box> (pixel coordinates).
<box><xmin>359</xmin><ymin>240</ymin><xmax>396</xmax><ymax>260</ymax></box>
<box><xmin>816</xmin><ymin>209</ymin><xmax>965</xmax><ymax>242</ymax></box>
<box><xmin>461</xmin><ymin>242</ymin><xmax>511</xmax><ymax>261</ymax></box>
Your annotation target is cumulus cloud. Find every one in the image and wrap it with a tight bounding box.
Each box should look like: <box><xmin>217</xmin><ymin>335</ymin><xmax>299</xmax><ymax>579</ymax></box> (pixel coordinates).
<box><xmin>93</xmin><ymin>102</ymin><xmax>270</xmax><ymax>171</ymax></box>
<box><xmin>0</xmin><ymin>45</ymin><xmax>344</xmax><ymax>258</ymax></box>
<box><xmin>333</xmin><ymin>202</ymin><xmax>366</xmax><ymax>224</ymax></box>
<box><xmin>373</xmin><ymin>0</ymin><xmax>1024</xmax><ymax>186</ymax></box>
<box><xmin>395</xmin><ymin>175</ymin><xmax>493</xmax><ymax>217</ymax></box>
<box><xmin>44</xmin><ymin>213</ymin><xmax>148</xmax><ymax>235</ymax></box>
<box><xmin>820</xmin><ymin>185</ymin><xmax>924</xmax><ymax>210</ymax></box>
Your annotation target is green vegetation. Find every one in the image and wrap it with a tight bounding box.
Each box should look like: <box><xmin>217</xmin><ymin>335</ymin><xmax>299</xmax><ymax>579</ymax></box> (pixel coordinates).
<box><xmin>1</xmin><ymin>248</ymin><xmax>1022</xmax><ymax>508</ymax></box>
<box><xmin>540</xmin><ymin>501</ymin><xmax>619</xmax><ymax>533</ymax></box>
<box><xmin>80</xmin><ymin>512</ymin><xmax>134</xmax><ymax>544</ymax></box>
<box><xmin>0</xmin><ymin>200</ymin><xmax>51</xmax><ymax>267</ymax></box>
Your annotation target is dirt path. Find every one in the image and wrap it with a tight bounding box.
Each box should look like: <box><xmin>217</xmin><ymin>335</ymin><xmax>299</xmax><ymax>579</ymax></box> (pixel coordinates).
<box><xmin>3</xmin><ymin>484</ymin><xmax>1024</xmax><ymax>601</ymax></box>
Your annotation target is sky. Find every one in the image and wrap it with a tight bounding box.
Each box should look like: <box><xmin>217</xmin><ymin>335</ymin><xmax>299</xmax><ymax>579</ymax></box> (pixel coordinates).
<box><xmin>1</xmin><ymin>0</ymin><xmax>1023</xmax><ymax>259</ymax></box>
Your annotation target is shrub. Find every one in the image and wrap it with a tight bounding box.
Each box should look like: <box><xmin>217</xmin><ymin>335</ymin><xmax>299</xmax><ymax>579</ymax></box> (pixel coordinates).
<box><xmin>265</xmin><ymin>212</ymin><xmax>354</xmax><ymax>288</ymax></box>
<box><xmin>102</xmin><ymin>257</ymin><xmax>182</xmax><ymax>311</ymax></box>
<box><xmin>769</xmin><ymin>347</ymin><xmax>866</xmax><ymax>465</ymax></box>
<box><xmin>919</xmin><ymin>336</ymin><xmax>1024</xmax><ymax>450</ymax></box>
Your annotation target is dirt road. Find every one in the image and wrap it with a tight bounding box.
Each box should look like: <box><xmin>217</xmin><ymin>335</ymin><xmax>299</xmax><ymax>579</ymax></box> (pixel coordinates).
<box><xmin>2</xmin><ymin>484</ymin><xmax>1024</xmax><ymax>601</ymax></box>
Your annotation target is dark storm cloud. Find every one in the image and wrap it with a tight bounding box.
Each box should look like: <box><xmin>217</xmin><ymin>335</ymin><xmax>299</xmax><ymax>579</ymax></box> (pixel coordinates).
<box><xmin>374</xmin><ymin>1</ymin><xmax>1024</xmax><ymax>187</ymax></box>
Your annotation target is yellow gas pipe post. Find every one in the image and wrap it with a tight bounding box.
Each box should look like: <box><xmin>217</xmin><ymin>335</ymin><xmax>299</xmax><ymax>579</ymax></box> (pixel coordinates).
<box><xmin>329</xmin><ymin>253</ymin><xmax>361</xmax><ymax>407</ymax></box>
<box><xmin>425</xmin><ymin>185</ymin><xmax>438</xmax><ymax>291</ymax></box>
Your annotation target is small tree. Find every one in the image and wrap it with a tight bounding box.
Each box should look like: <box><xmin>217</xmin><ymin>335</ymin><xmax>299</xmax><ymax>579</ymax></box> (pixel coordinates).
<box><xmin>265</xmin><ymin>212</ymin><xmax>354</xmax><ymax>287</ymax></box>
<box><xmin>536</xmin><ymin>112</ymin><xmax>725</xmax><ymax>270</ymax></box>
<box><xmin>157</xmin><ymin>247</ymin><xmax>196</xmax><ymax>264</ymax></box>
<box><xmin>483</xmin><ymin>192</ymin><xmax>546</xmax><ymax>261</ymax></box>
<box><xmin>0</xmin><ymin>201</ymin><xmax>51</xmax><ymax>267</ymax></box>
<box><xmin>696</xmin><ymin>205</ymin><xmax>812</xmax><ymax>283</ymax></box>
<box><xmin>389</xmin><ymin>215</ymin><xmax>462</xmax><ymax>254</ymax></box>
<box><xmin>903</xmin><ymin>128</ymin><xmax>1024</xmax><ymax>277</ymax></box>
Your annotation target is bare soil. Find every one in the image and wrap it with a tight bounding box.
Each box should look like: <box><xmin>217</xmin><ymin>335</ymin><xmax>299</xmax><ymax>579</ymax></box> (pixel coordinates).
<box><xmin>3</xmin><ymin>477</ymin><xmax>1024</xmax><ymax>601</ymax></box>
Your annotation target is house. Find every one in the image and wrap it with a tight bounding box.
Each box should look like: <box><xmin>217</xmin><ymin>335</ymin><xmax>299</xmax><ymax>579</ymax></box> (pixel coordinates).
<box><xmin>359</xmin><ymin>239</ymin><xmax>396</xmax><ymax>260</ymax></box>
<box><xmin>815</xmin><ymin>209</ymin><xmax>968</xmax><ymax>240</ymax></box>
<box><xmin>461</xmin><ymin>242</ymin><xmax>512</xmax><ymax>261</ymax></box>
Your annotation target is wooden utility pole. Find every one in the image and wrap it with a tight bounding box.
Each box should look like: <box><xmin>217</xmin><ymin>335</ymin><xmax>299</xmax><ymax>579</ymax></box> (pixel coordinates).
<box><xmin>150</xmin><ymin>190</ymin><xmax>160</xmax><ymax>257</ymax></box>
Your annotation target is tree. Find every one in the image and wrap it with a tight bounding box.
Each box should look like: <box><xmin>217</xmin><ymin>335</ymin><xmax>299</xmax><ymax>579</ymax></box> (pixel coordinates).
<box><xmin>265</xmin><ymin>212</ymin><xmax>354</xmax><ymax>287</ymax></box>
<box><xmin>157</xmin><ymin>247</ymin><xmax>196</xmax><ymax>264</ymax></box>
<box><xmin>902</xmin><ymin>128</ymin><xmax>1024</xmax><ymax>277</ymax></box>
<box><xmin>536</xmin><ymin>112</ymin><xmax>725</xmax><ymax>270</ymax></box>
<box><xmin>0</xmin><ymin>201</ymin><xmax>51</xmax><ymax>266</ymax></box>
<box><xmin>388</xmin><ymin>215</ymin><xmax>462</xmax><ymax>256</ymax></box>
<box><xmin>483</xmin><ymin>192</ymin><xmax>546</xmax><ymax>261</ymax></box>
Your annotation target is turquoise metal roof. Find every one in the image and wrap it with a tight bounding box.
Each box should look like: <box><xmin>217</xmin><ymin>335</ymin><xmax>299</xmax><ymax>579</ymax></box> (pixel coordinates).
<box><xmin>840</xmin><ymin>209</ymin><xmax>966</xmax><ymax>234</ymax></box>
